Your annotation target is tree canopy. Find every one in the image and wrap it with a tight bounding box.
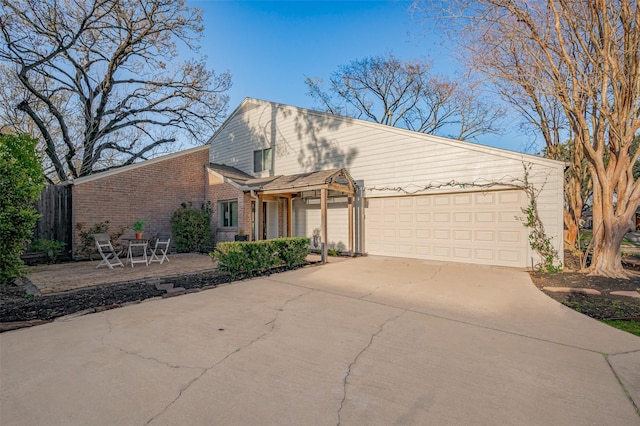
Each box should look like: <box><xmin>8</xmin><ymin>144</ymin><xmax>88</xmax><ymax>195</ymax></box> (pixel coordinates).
<box><xmin>305</xmin><ymin>53</ymin><xmax>503</xmax><ymax>141</ymax></box>
<box><xmin>0</xmin><ymin>0</ymin><xmax>231</xmax><ymax>183</ymax></box>
<box><xmin>413</xmin><ymin>0</ymin><xmax>640</xmax><ymax>277</ymax></box>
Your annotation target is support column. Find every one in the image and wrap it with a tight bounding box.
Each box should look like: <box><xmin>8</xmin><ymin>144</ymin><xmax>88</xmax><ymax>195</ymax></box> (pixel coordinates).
<box><xmin>348</xmin><ymin>195</ymin><xmax>354</xmax><ymax>256</ymax></box>
<box><xmin>287</xmin><ymin>194</ymin><xmax>293</xmax><ymax>237</ymax></box>
<box><xmin>321</xmin><ymin>187</ymin><xmax>328</xmax><ymax>263</ymax></box>
<box><xmin>257</xmin><ymin>194</ymin><xmax>263</xmax><ymax>241</ymax></box>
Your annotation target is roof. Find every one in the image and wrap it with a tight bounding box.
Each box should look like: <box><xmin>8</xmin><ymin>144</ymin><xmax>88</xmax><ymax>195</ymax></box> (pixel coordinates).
<box><xmin>208</xmin><ymin>163</ymin><xmax>279</xmax><ymax>190</ymax></box>
<box><xmin>208</xmin><ymin>164</ymin><xmax>356</xmax><ymax>194</ymax></box>
<box><xmin>73</xmin><ymin>145</ymin><xmax>209</xmax><ymax>185</ymax></box>
<box><xmin>209</xmin><ymin>98</ymin><xmax>566</xmax><ymax>171</ymax></box>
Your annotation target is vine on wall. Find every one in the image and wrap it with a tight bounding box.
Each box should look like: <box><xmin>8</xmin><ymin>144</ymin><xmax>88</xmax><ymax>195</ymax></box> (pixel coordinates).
<box><xmin>366</xmin><ymin>163</ymin><xmax>562</xmax><ymax>273</ymax></box>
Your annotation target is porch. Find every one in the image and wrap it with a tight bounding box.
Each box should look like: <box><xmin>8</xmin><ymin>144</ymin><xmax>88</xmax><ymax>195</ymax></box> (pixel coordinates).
<box><xmin>208</xmin><ymin>165</ymin><xmax>358</xmax><ymax>261</ymax></box>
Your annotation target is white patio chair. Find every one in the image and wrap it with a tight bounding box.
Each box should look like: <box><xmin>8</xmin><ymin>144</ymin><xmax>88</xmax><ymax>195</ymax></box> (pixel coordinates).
<box><xmin>149</xmin><ymin>232</ymin><xmax>171</xmax><ymax>264</ymax></box>
<box><xmin>94</xmin><ymin>233</ymin><xmax>124</xmax><ymax>269</ymax></box>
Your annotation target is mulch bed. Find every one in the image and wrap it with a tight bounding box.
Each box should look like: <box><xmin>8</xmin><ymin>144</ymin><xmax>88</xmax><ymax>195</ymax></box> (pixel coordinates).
<box><xmin>0</xmin><ymin>271</ymin><xmax>233</xmax><ymax>330</ymax></box>
<box><xmin>0</xmin><ymin>264</ymin><xmax>314</xmax><ymax>332</ymax></box>
<box><xmin>2</xmin><ymin>253</ymin><xmax>639</xmax><ymax>331</ymax></box>
<box><xmin>529</xmin><ymin>251</ymin><xmax>640</xmax><ymax>321</ymax></box>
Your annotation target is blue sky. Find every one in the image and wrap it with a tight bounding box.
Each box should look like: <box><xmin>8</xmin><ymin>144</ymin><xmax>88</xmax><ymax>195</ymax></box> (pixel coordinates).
<box><xmin>189</xmin><ymin>0</ymin><xmax>532</xmax><ymax>153</ymax></box>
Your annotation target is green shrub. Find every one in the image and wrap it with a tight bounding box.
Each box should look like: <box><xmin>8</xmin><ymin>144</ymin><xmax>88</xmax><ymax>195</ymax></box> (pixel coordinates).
<box><xmin>75</xmin><ymin>221</ymin><xmax>126</xmax><ymax>260</ymax></box>
<box><xmin>31</xmin><ymin>239</ymin><xmax>66</xmax><ymax>263</ymax></box>
<box><xmin>270</xmin><ymin>238</ymin><xmax>310</xmax><ymax>268</ymax></box>
<box><xmin>171</xmin><ymin>202</ymin><xmax>211</xmax><ymax>253</ymax></box>
<box><xmin>0</xmin><ymin>134</ymin><xmax>45</xmax><ymax>284</ymax></box>
<box><xmin>212</xmin><ymin>237</ymin><xmax>310</xmax><ymax>278</ymax></box>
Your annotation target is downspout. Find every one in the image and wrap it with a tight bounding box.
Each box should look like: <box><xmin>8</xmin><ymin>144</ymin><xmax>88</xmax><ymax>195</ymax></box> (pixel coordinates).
<box><xmin>250</xmin><ymin>189</ymin><xmax>259</xmax><ymax>241</ymax></box>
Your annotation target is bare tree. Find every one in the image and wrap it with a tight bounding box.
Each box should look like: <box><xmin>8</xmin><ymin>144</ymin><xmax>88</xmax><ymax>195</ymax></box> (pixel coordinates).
<box><xmin>0</xmin><ymin>0</ymin><xmax>231</xmax><ymax>183</ymax></box>
<box><xmin>413</xmin><ymin>0</ymin><xmax>640</xmax><ymax>278</ymax></box>
<box><xmin>305</xmin><ymin>53</ymin><xmax>503</xmax><ymax>141</ymax></box>
<box><xmin>496</xmin><ymin>69</ymin><xmax>589</xmax><ymax>248</ymax></box>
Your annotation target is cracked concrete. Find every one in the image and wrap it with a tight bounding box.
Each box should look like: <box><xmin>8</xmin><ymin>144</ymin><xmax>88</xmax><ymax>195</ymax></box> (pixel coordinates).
<box><xmin>2</xmin><ymin>256</ymin><xmax>639</xmax><ymax>425</ymax></box>
<box><xmin>337</xmin><ymin>310</ymin><xmax>406</xmax><ymax>425</ymax></box>
<box><xmin>143</xmin><ymin>289</ymin><xmax>314</xmax><ymax>425</ymax></box>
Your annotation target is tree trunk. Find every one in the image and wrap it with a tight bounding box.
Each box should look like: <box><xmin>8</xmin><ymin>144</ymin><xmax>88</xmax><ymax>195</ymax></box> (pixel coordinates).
<box><xmin>588</xmin><ymin>225</ymin><xmax>629</xmax><ymax>278</ymax></box>
<box><xmin>588</xmin><ymin>176</ymin><xmax>638</xmax><ymax>278</ymax></box>
<box><xmin>563</xmin><ymin>210</ymin><xmax>579</xmax><ymax>249</ymax></box>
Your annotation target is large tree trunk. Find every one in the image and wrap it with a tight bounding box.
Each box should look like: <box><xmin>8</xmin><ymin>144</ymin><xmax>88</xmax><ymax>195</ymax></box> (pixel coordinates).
<box><xmin>588</xmin><ymin>177</ymin><xmax>638</xmax><ymax>278</ymax></box>
<box><xmin>589</xmin><ymin>226</ymin><xmax>629</xmax><ymax>278</ymax></box>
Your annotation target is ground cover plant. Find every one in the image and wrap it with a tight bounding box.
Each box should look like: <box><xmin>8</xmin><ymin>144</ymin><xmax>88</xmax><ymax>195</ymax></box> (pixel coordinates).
<box><xmin>529</xmin><ymin>251</ymin><xmax>640</xmax><ymax>336</ymax></box>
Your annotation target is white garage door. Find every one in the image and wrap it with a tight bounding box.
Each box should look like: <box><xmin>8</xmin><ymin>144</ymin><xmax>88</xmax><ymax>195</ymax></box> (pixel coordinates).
<box><xmin>364</xmin><ymin>190</ymin><xmax>528</xmax><ymax>267</ymax></box>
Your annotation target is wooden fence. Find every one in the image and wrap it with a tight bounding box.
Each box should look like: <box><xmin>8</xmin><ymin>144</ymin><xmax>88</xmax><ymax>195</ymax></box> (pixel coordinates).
<box><xmin>25</xmin><ymin>184</ymin><xmax>73</xmax><ymax>261</ymax></box>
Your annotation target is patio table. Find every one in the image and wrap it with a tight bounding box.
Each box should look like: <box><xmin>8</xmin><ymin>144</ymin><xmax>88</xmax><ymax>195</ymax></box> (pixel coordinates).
<box><xmin>123</xmin><ymin>238</ymin><xmax>149</xmax><ymax>267</ymax></box>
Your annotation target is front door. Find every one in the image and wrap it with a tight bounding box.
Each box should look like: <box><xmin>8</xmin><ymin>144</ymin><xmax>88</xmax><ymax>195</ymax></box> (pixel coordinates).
<box><xmin>262</xmin><ymin>201</ymin><xmax>279</xmax><ymax>240</ymax></box>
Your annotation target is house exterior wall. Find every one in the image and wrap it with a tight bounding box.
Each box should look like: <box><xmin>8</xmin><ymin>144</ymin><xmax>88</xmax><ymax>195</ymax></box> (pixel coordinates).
<box><xmin>72</xmin><ymin>146</ymin><xmax>209</xmax><ymax>256</ymax></box>
<box><xmin>205</xmin><ymin>170</ymin><xmax>252</xmax><ymax>242</ymax></box>
<box><xmin>209</xmin><ymin>99</ymin><xmax>565</xmax><ymax>266</ymax></box>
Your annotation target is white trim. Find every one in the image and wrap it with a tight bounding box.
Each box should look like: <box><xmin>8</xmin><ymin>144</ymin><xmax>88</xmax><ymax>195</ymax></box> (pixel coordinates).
<box><xmin>73</xmin><ymin>145</ymin><xmax>209</xmax><ymax>185</ymax></box>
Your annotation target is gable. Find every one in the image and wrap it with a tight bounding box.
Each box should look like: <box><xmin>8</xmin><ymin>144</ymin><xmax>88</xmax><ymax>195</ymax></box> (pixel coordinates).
<box><xmin>207</xmin><ymin>98</ymin><xmax>564</xmax><ymax>198</ymax></box>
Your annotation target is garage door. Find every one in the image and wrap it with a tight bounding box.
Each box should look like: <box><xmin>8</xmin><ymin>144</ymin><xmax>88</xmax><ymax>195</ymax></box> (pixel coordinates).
<box><xmin>364</xmin><ymin>190</ymin><xmax>528</xmax><ymax>267</ymax></box>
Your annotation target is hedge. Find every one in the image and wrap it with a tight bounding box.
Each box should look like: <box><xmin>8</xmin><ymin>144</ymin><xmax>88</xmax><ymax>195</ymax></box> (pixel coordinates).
<box><xmin>212</xmin><ymin>237</ymin><xmax>310</xmax><ymax>278</ymax></box>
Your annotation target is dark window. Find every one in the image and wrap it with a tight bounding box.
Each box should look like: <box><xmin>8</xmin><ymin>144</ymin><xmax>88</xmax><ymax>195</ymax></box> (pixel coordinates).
<box><xmin>219</xmin><ymin>200</ymin><xmax>238</xmax><ymax>227</ymax></box>
<box><xmin>253</xmin><ymin>148</ymin><xmax>272</xmax><ymax>173</ymax></box>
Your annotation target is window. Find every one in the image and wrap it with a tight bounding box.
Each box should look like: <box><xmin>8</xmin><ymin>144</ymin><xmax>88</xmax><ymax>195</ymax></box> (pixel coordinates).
<box><xmin>253</xmin><ymin>148</ymin><xmax>272</xmax><ymax>173</ymax></box>
<box><xmin>219</xmin><ymin>200</ymin><xmax>238</xmax><ymax>227</ymax></box>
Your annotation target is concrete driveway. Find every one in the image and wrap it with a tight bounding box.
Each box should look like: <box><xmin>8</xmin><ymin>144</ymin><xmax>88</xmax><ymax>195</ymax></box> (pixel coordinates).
<box><xmin>1</xmin><ymin>256</ymin><xmax>639</xmax><ymax>425</ymax></box>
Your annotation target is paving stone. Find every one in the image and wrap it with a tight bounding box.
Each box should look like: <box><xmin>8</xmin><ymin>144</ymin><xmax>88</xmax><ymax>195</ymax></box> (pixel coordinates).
<box><xmin>610</xmin><ymin>290</ymin><xmax>640</xmax><ymax>298</ymax></box>
<box><xmin>162</xmin><ymin>289</ymin><xmax>186</xmax><ymax>298</ymax></box>
<box><xmin>542</xmin><ymin>286</ymin><xmax>601</xmax><ymax>295</ymax></box>
<box><xmin>0</xmin><ymin>320</ymin><xmax>52</xmax><ymax>332</ymax></box>
<box><xmin>95</xmin><ymin>304</ymin><xmax>120</xmax><ymax>312</ymax></box>
<box><xmin>166</xmin><ymin>287</ymin><xmax>185</xmax><ymax>294</ymax></box>
<box><xmin>54</xmin><ymin>308</ymin><xmax>96</xmax><ymax>321</ymax></box>
<box><xmin>154</xmin><ymin>283</ymin><xmax>174</xmax><ymax>291</ymax></box>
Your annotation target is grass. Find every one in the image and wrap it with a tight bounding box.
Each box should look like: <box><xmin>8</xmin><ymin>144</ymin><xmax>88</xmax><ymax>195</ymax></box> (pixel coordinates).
<box><xmin>578</xmin><ymin>230</ymin><xmax>640</xmax><ymax>248</ymax></box>
<box><xmin>600</xmin><ymin>319</ymin><xmax>640</xmax><ymax>337</ymax></box>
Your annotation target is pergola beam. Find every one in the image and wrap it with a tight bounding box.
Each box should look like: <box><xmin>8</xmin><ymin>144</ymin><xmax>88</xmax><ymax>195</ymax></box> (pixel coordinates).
<box><xmin>321</xmin><ymin>187</ymin><xmax>328</xmax><ymax>263</ymax></box>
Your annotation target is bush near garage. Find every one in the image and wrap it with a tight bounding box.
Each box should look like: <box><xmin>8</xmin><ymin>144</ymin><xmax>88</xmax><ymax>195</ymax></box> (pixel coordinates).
<box><xmin>212</xmin><ymin>237</ymin><xmax>310</xmax><ymax>278</ymax></box>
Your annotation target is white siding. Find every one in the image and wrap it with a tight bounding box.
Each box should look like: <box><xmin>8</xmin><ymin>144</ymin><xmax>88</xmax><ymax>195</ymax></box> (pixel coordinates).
<box><xmin>292</xmin><ymin>198</ymin><xmax>350</xmax><ymax>251</ymax></box>
<box><xmin>209</xmin><ymin>99</ymin><xmax>565</xmax><ymax>267</ymax></box>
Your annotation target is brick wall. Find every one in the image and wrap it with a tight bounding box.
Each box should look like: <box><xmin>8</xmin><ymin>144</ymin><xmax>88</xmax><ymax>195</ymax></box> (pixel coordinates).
<box><xmin>205</xmin><ymin>171</ymin><xmax>252</xmax><ymax>242</ymax></box>
<box><xmin>72</xmin><ymin>146</ymin><xmax>209</xmax><ymax>256</ymax></box>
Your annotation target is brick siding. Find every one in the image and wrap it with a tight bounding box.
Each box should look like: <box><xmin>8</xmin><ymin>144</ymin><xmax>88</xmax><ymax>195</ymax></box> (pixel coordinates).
<box><xmin>72</xmin><ymin>147</ymin><xmax>210</xmax><ymax>256</ymax></box>
<box><xmin>205</xmin><ymin>171</ymin><xmax>253</xmax><ymax>242</ymax></box>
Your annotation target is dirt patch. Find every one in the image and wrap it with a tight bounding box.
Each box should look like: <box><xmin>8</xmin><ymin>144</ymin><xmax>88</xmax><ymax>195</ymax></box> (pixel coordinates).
<box><xmin>529</xmin><ymin>251</ymin><xmax>640</xmax><ymax>321</ymax></box>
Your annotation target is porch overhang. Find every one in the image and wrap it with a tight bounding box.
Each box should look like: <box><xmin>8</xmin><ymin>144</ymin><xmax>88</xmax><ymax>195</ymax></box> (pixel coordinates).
<box><xmin>208</xmin><ymin>164</ymin><xmax>358</xmax><ymax>262</ymax></box>
<box><xmin>207</xmin><ymin>164</ymin><xmax>357</xmax><ymax>196</ymax></box>
<box><xmin>259</xmin><ymin>169</ymin><xmax>356</xmax><ymax>196</ymax></box>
